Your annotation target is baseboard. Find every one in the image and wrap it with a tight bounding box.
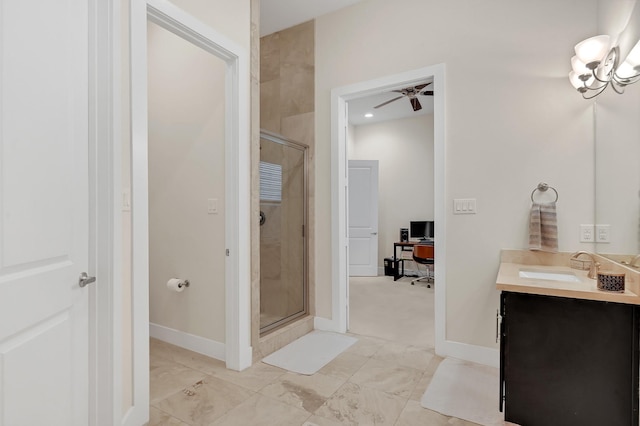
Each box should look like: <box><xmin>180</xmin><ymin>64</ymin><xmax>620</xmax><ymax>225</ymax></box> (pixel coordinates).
<box><xmin>238</xmin><ymin>345</ymin><xmax>253</xmax><ymax>371</ymax></box>
<box><xmin>314</xmin><ymin>316</ymin><xmax>339</xmax><ymax>332</ymax></box>
<box><xmin>149</xmin><ymin>322</ymin><xmax>226</xmax><ymax>362</ymax></box>
<box><xmin>436</xmin><ymin>339</ymin><xmax>499</xmax><ymax>368</ymax></box>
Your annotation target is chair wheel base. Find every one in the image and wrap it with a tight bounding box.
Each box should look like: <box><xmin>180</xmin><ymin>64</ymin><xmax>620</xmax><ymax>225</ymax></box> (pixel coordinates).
<box><xmin>411</xmin><ymin>277</ymin><xmax>433</xmax><ymax>287</ymax></box>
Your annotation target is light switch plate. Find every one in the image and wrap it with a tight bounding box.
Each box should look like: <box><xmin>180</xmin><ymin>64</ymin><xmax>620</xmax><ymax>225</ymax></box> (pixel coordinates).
<box><xmin>453</xmin><ymin>198</ymin><xmax>477</xmax><ymax>214</ymax></box>
<box><xmin>207</xmin><ymin>198</ymin><xmax>218</xmax><ymax>214</ymax></box>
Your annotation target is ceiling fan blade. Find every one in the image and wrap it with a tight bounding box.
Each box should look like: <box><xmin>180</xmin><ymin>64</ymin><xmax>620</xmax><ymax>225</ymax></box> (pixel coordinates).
<box><xmin>374</xmin><ymin>96</ymin><xmax>404</xmax><ymax>109</ymax></box>
<box><xmin>414</xmin><ymin>82</ymin><xmax>432</xmax><ymax>91</ymax></box>
<box><xmin>420</xmin><ymin>90</ymin><xmax>434</xmax><ymax>96</ymax></box>
<box><xmin>410</xmin><ymin>97</ymin><xmax>422</xmax><ymax>112</ymax></box>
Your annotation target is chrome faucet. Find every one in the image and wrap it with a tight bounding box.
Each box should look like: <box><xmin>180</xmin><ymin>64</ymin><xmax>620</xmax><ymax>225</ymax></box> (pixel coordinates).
<box><xmin>629</xmin><ymin>254</ymin><xmax>640</xmax><ymax>268</ymax></box>
<box><xmin>570</xmin><ymin>251</ymin><xmax>600</xmax><ymax>279</ymax></box>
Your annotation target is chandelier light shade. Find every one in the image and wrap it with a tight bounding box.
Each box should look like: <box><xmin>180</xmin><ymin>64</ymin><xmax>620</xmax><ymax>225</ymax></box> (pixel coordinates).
<box><xmin>569</xmin><ymin>71</ymin><xmax>589</xmax><ymax>90</ymax></box>
<box><xmin>569</xmin><ymin>35</ymin><xmax>640</xmax><ymax>99</ymax></box>
<box><xmin>617</xmin><ymin>40</ymin><xmax>640</xmax><ymax>78</ymax></box>
<box><xmin>568</xmin><ymin>71</ymin><xmax>582</xmax><ymax>90</ymax></box>
<box><xmin>570</xmin><ymin>56</ymin><xmax>587</xmax><ymax>73</ymax></box>
<box><xmin>574</xmin><ymin>35</ymin><xmax>611</xmax><ymax>66</ymax></box>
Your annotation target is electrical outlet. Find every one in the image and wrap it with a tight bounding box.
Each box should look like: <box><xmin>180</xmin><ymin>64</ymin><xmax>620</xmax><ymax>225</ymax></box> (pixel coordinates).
<box><xmin>596</xmin><ymin>224</ymin><xmax>611</xmax><ymax>243</ymax></box>
<box><xmin>580</xmin><ymin>224</ymin><xmax>594</xmax><ymax>242</ymax></box>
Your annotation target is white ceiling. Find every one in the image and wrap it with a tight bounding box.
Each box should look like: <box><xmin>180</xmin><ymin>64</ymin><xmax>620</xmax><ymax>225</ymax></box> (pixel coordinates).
<box><xmin>260</xmin><ymin>0</ymin><xmax>434</xmax><ymax>126</ymax></box>
<box><xmin>347</xmin><ymin>87</ymin><xmax>434</xmax><ymax>127</ymax></box>
<box><xmin>260</xmin><ymin>0</ymin><xmax>364</xmax><ymax>36</ymax></box>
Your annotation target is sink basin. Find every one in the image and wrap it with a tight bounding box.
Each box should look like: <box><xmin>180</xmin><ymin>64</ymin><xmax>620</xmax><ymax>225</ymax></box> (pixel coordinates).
<box><xmin>518</xmin><ymin>269</ymin><xmax>581</xmax><ymax>283</ymax></box>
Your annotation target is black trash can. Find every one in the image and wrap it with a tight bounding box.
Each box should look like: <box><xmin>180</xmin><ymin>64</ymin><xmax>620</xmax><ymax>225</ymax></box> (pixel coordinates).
<box><xmin>384</xmin><ymin>257</ymin><xmax>394</xmax><ymax>276</ymax></box>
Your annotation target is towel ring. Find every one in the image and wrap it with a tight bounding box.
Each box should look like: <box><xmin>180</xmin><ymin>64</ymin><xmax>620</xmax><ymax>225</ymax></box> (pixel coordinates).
<box><xmin>531</xmin><ymin>182</ymin><xmax>558</xmax><ymax>203</ymax></box>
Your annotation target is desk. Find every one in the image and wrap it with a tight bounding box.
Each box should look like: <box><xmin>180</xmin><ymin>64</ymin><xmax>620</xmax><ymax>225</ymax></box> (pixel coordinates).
<box><xmin>393</xmin><ymin>242</ymin><xmax>416</xmax><ymax>281</ymax></box>
<box><xmin>393</xmin><ymin>241</ymin><xmax>434</xmax><ymax>281</ymax></box>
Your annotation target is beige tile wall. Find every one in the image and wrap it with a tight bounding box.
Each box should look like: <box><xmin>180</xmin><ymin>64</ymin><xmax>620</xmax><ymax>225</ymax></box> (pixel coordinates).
<box><xmin>250</xmin><ymin>0</ymin><xmax>262</xmax><ymax>356</ymax></box>
<box><xmin>251</xmin><ymin>19</ymin><xmax>316</xmax><ymax>361</ymax></box>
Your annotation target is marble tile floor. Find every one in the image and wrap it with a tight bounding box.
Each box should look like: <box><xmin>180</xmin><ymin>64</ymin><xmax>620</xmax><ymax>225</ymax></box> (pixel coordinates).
<box><xmin>148</xmin><ymin>336</ymin><xmax>478</xmax><ymax>425</ymax></box>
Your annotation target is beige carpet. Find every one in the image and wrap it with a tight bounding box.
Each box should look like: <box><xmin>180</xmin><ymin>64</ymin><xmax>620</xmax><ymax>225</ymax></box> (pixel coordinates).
<box><xmin>349</xmin><ymin>275</ymin><xmax>434</xmax><ymax>347</ymax></box>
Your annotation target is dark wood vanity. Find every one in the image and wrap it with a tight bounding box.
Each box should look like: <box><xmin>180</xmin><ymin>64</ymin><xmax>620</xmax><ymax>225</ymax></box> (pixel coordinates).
<box><xmin>496</xmin><ymin>250</ymin><xmax>640</xmax><ymax>426</ymax></box>
<box><xmin>499</xmin><ymin>291</ymin><xmax>639</xmax><ymax>426</ymax></box>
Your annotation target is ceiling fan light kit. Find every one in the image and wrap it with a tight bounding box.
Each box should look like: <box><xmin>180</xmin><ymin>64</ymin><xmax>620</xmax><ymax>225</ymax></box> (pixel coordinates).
<box><xmin>569</xmin><ymin>35</ymin><xmax>640</xmax><ymax>99</ymax></box>
<box><xmin>374</xmin><ymin>82</ymin><xmax>433</xmax><ymax>112</ymax></box>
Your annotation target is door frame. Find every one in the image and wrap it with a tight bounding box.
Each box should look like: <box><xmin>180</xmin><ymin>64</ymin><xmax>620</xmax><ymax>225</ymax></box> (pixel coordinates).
<box><xmin>90</xmin><ymin>0</ymin><xmax>122</xmax><ymax>423</ymax></box>
<box><xmin>128</xmin><ymin>0</ymin><xmax>251</xmax><ymax>422</ymax></box>
<box><xmin>329</xmin><ymin>65</ymin><xmax>447</xmax><ymax>352</ymax></box>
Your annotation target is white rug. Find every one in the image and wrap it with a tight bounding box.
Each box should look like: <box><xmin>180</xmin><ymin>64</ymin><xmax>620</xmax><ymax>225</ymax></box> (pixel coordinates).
<box><xmin>421</xmin><ymin>358</ymin><xmax>513</xmax><ymax>426</ymax></box>
<box><xmin>261</xmin><ymin>330</ymin><xmax>357</xmax><ymax>375</ymax></box>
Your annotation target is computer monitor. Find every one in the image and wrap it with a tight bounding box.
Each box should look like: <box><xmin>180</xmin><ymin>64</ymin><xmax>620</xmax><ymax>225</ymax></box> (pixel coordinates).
<box><xmin>409</xmin><ymin>220</ymin><xmax>434</xmax><ymax>241</ymax></box>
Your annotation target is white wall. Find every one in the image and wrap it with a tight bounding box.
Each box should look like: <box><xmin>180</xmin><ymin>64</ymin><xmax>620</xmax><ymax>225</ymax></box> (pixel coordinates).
<box><xmin>349</xmin><ymin>115</ymin><xmax>435</xmax><ymax>269</ymax></box>
<box><xmin>147</xmin><ymin>21</ymin><xmax>227</xmax><ymax>343</ymax></box>
<box><xmin>316</xmin><ymin>0</ymin><xmax>599</xmax><ymax>349</ymax></box>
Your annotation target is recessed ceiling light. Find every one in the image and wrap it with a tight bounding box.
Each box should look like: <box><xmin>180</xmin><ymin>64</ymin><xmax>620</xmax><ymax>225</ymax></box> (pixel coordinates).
<box><xmin>364</xmin><ymin>113</ymin><xmax>373</xmax><ymax>118</ymax></box>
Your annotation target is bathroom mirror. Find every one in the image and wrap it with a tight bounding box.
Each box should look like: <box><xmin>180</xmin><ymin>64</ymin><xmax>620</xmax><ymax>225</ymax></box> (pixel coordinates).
<box><xmin>594</xmin><ymin>1</ymin><xmax>640</xmax><ymax>266</ymax></box>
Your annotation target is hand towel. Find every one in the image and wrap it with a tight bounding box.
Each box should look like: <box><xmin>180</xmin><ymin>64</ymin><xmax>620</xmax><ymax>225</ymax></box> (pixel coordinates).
<box><xmin>529</xmin><ymin>202</ymin><xmax>558</xmax><ymax>252</ymax></box>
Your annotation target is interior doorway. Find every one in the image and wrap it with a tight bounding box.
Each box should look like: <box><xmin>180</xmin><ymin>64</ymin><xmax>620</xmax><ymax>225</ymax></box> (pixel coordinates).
<box><xmin>146</xmin><ymin>17</ymin><xmax>227</xmax><ymax>355</ymax></box>
<box><xmin>330</xmin><ymin>65</ymin><xmax>446</xmax><ymax>353</ymax></box>
<box><xmin>128</xmin><ymin>1</ymin><xmax>251</xmax><ymax>421</ymax></box>
<box><xmin>345</xmin><ymin>90</ymin><xmax>436</xmax><ymax>347</ymax></box>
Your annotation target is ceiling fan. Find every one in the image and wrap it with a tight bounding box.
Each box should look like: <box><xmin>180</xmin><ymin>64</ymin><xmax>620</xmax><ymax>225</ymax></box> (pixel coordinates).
<box><xmin>374</xmin><ymin>83</ymin><xmax>433</xmax><ymax>112</ymax></box>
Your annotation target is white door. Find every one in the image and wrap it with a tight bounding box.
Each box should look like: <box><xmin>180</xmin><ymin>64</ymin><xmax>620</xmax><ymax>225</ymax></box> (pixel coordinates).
<box><xmin>0</xmin><ymin>1</ymin><xmax>90</xmax><ymax>424</ymax></box>
<box><xmin>348</xmin><ymin>160</ymin><xmax>379</xmax><ymax>276</ymax></box>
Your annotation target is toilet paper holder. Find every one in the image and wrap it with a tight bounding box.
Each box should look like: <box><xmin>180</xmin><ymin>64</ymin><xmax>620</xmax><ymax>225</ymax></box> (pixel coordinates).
<box><xmin>167</xmin><ymin>278</ymin><xmax>190</xmax><ymax>291</ymax></box>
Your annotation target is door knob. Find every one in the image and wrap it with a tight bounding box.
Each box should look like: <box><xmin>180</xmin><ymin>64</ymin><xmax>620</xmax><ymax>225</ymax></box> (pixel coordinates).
<box><xmin>371</xmin><ymin>232</ymin><xmax>378</xmax><ymax>235</ymax></box>
<box><xmin>79</xmin><ymin>272</ymin><xmax>96</xmax><ymax>288</ymax></box>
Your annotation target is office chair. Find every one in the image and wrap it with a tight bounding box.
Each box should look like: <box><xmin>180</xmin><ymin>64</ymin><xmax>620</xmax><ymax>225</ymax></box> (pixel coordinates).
<box><xmin>411</xmin><ymin>244</ymin><xmax>434</xmax><ymax>287</ymax></box>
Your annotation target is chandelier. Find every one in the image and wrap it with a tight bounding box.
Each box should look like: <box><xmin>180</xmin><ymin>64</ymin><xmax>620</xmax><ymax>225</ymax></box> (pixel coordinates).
<box><xmin>569</xmin><ymin>35</ymin><xmax>640</xmax><ymax>99</ymax></box>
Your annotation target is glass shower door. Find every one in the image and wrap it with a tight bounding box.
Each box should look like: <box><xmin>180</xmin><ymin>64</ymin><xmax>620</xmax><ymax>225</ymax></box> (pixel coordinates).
<box><xmin>259</xmin><ymin>131</ymin><xmax>308</xmax><ymax>334</ymax></box>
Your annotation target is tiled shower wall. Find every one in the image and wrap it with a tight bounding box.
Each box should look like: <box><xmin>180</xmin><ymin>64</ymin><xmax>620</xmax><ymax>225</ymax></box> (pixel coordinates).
<box><xmin>252</xmin><ymin>20</ymin><xmax>316</xmax><ymax>359</ymax></box>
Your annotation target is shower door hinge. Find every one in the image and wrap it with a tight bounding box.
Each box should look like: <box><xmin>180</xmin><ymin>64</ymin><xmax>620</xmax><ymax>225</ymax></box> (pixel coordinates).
<box><xmin>226</xmin><ymin>249</ymin><xmax>229</xmax><ymax>256</ymax></box>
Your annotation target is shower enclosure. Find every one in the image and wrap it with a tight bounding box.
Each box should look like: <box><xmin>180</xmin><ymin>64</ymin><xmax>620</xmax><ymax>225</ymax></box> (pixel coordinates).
<box><xmin>259</xmin><ymin>131</ymin><xmax>308</xmax><ymax>334</ymax></box>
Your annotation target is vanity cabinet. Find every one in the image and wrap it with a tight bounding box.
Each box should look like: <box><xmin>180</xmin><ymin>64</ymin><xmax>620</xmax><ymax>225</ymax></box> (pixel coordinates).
<box><xmin>499</xmin><ymin>291</ymin><xmax>639</xmax><ymax>426</ymax></box>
